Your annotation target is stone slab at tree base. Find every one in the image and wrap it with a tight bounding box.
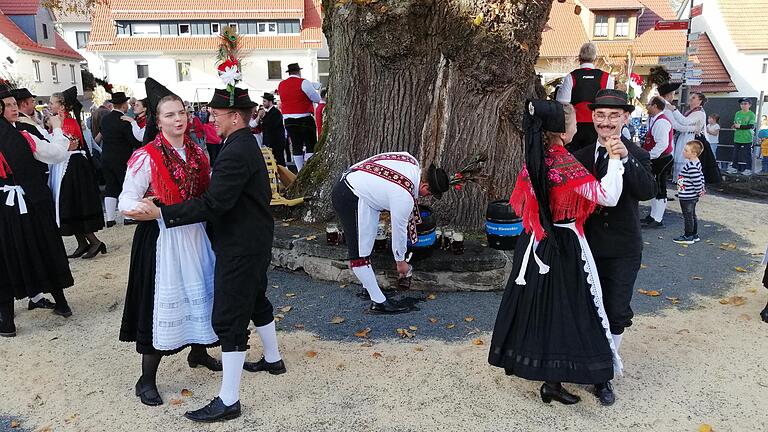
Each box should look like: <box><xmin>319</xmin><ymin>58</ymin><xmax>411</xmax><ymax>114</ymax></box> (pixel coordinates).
<box><xmin>270</xmin><ymin>224</ymin><xmax>511</xmax><ymax>292</ymax></box>
<box><xmin>714</xmin><ymin>172</ymin><xmax>768</xmax><ymax>198</ymax></box>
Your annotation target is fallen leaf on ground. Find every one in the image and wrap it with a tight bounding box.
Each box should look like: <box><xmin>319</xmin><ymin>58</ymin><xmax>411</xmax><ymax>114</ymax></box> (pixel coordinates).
<box><xmin>738</xmin><ymin>314</ymin><xmax>751</xmax><ymax>321</ymax></box>
<box><xmin>291</xmin><ymin>234</ymin><xmax>300</xmax><ymax>238</ymax></box>
<box><xmin>330</xmin><ymin>316</ymin><xmax>346</xmax><ymax>324</ymax></box>
<box><xmin>408</xmin><ymin>325</ymin><xmax>418</xmax><ymax>331</ymax></box>
<box><xmin>472</xmin><ymin>338</ymin><xmax>484</xmax><ymax>346</ymax></box>
<box><xmin>676</xmin><ymin>329</ymin><xmax>690</xmax><ymax>334</ymax></box>
<box><xmin>102</xmin><ymin>273</ymin><xmax>115</xmax><ymax>279</ymax></box>
<box><xmin>10</xmin><ymin>420</ymin><xmax>19</xmax><ymax>428</ymax></box>
<box><xmin>170</xmin><ymin>399</ymin><xmax>182</xmax><ymax>406</ymax></box>
<box><xmin>426</xmin><ymin>293</ymin><xmax>437</xmax><ymax>300</ymax></box>
<box><xmin>336</xmin><ymin>363</ymin><xmax>345</xmax><ymax>370</ymax></box>
<box><xmin>677</xmin><ymin>253</ymin><xmax>686</xmax><ymax>257</ymax></box>
<box><xmin>446</xmin><ymin>323</ymin><xmax>456</xmax><ymax>329</ymax></box>
<box><xmin>274</xmin><ymin>313</ymin><xmax>285</xmax><ymax>320</ymax></box>
<box><xmin>698</xmin><ymin>424</ymin><xmax>713</xmax><ymax>432</ymax></box>
<box><xmin>372</xmin><ymin>352</ymin><xmax>383</xmax><ymax>358</ymax></box>
<box><xmin>428</xmin><ymin>317</ymin><xmax>438</xmax><ymax>324</ymax></box>
<box><xmin>719</xmin><ymin>296</ymin><xmax>747</xmax><ymax>306</ymax></box>
<box><xmin>638</xmin><ymin>289</ymin><xmax>661</xmax><ymax>297</ymax></box>
<box><xmin>719</xmin><ymin>242</ymin><xmax>737</xmax><ymax>251</ymax></box>
<box><xmin>279</xmin><ymin>306</ymin><xmax>293</xmax><ymax>313</ymax></box>
<box><xmin>396</xmin><ymin>328</ymin><xmax>416</xmax><ymax>338</ymax></box>
<box><xmin>294</xmin><ymin>324</ymin><xmax>305</xmax><ymax>329</ymax></box>
<box><xmin>285</xmin><ymin>293</ymin><xmax>296</xmax><ymax>298</ymax></box>
<box><xmin>640</xmin><ymin>264</ymin><xmax>648</xmax><ymax>269</ymax></box>
<box><xmin>691</xmin><ymin>276</ymin><xmax>703</xmax><ymax>280</ymax></box>
<box><xmin>306</xmin><ymin>235</ymin><xmax>317</xmax><ymax>241</ymax></box>
<box><xmin>180</xmin><ymin>389</ymin><xmax>193</xmax><ymax>397</ymax></box>
<box><xmin>734</xmin><ymin>266</ymin><xmax>747</xmax><ymax>273</ymax></box>
<box><xmin>747</xmin><ymin>288</ymin><xmax>758</xmax><ymax>293</ymax></box>
<box><xmin>354</xmin><ymin>328</ymin><xmax>371</xmax><ymax>338</ymax></box>
<box><xmin>414</xmin><ymin>346</ymin><xmax>424</xmax><ymax>352</ymax></box>
<box><xmin>306</xmin><ymin>351</ymin><xmax>318</xmax><ymax>358</ymax></box>
<box><xmin>464</xmin><ymin>316</ymin><xmax>475</xmax><ymax>322</ymax></box>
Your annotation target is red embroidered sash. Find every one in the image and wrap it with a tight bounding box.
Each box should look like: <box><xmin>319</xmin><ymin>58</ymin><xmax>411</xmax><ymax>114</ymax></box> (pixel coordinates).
<box><xmin>351</xmin><ymin>154</ymin><xmax>421</xmax><ymax>244</ymax></box>
<box><xmin>0</xmin><ymin>152</ymin><xmax>11</xmax><ymax>179</ymax></box>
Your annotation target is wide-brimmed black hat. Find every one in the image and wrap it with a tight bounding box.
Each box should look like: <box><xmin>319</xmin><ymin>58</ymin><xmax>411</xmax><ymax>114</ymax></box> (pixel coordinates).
<box><xmin>0</xmin><ymin>84</ymin><xmax>12</xmax><ymax>100</ymax></box>
<box><xmin>108</xmin><ymin>91</ymin><xmax>130</xmax><ymax>104</ymax></box>
<box><xmin>426</xmin><ymin>164</ymin><xmax>450</xmax><ymax>199</ymax></box>
<box><xmin>208</xmin><ymin>87</ymin><xmax>257</xmax><ymax>109</ymax></box>
<box><xmin>588</xmin><ymin>89</ymin><xmax>634</xmax><ymax>113</ymax></box>
<box><xmin>657</xmin><ymin>82</ymin><xmax>681</xmax><ymax>96</ymax></box>
<box><xmin>262</xmin><ymin>92</ymin><xmax>275</xmax><ymax>102</ymax></box>
<box><xmin>11</xmin><ymin>88</ymin><xmax>35</xmax><ymax>101</ymax></box>
<box><xmin>286</xmin><ymin>63</ymin><xmax>302</xmax><ymax>73</ymax></box>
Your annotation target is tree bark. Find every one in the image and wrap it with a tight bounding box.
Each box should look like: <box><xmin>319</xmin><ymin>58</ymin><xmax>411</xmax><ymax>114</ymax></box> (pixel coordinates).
<box><xmin>291</xmin><ymin>0</ymin><xmax>554</xmax><ymax>229</ymax></box>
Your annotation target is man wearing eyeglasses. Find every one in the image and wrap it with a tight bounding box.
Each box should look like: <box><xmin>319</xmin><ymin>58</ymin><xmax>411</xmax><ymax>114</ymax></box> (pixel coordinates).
<box><xmin>572</xmin><ymin>89</ymin><xmax>656</xmax><ymax>407</ymax></box>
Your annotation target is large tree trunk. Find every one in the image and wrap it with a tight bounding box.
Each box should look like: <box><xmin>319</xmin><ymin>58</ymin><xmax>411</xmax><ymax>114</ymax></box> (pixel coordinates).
<box><xmin>290</xmin><ymin>0</ymin><xmax>554</xmax><ymax>229</ymax></box>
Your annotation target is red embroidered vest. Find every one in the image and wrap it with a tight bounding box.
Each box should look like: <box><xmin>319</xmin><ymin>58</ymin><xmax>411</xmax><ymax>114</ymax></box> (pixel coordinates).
<box><xmin>643</xmin><ymin>113</ymin><xmax>673</xmax><ymax>156</ymax></box>
<box><xmin>277</xmin><ymin>76</ymin><xmax>314</xmax><ymax>115</ymax></box>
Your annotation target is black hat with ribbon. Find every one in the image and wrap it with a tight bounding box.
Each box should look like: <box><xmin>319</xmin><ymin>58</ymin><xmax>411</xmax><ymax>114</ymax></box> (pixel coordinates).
<box><xmin>286</xmin><ymin>63</ymin><xmax>302</xmax><ymax>73</ymax></box>
<box><xmin>588</xmin><ymin>89</ymin><xmax>635</xmax><ymax>113</ymax></box>
<box><xmin>262</xmin><ymin>92</ymin><xmax>275</xmax><ymax>102</ymax></box>
<box><xmin>657</xmin><ymin>82</ymin><xmax>681</xmax><ymax>97</ymax></box>
<box><xmin>143</xmin><ymin>78</ymin><xmax>177</xmax><ymax>144</ymax></box>
<box><xmin>108</xmin><ymin>91</ymin><xmax>130</xmax><ymax>105</ymax></box>
<box><xmin>208</xmin><ymin>87</ymin><xmax>257</xmax><ymax>109</ymax></box>
<box><xmin>425</xmin><ymin>164</ymin><xmax>450</xmax><ymax>199</ymax></box>
<box><xmin>11</xmin><ymin>88</ymin><xmax>36</xmax><ymax>101</ymax></box>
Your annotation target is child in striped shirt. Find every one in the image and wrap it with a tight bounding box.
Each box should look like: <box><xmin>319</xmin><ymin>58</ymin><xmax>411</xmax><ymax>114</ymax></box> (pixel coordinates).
<box><xmin>674</xmin><ymin>140</ymin><xmax>705</xmax><ymax>245</ymax></box>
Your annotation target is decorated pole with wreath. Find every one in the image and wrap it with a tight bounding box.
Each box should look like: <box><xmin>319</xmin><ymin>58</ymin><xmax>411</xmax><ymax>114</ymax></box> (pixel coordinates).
<box><xmin>289</xmin><ymin>0</ymin><xmax>555</xmax><ymax>229</ymax></box>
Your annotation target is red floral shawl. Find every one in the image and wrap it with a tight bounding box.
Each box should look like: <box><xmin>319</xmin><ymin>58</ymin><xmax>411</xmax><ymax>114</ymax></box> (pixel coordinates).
<box><xmin>510</xmin><ymin>145</ymin><xmax>600</xmax><ymax>240</ymax></box>
<box><xmin>127</xmin><ymin>133</ymin><xmax>210</xmax><ymax>205</ymax></box>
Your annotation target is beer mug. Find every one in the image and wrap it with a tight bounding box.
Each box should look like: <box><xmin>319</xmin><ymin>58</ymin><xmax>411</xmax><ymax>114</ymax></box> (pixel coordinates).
<box><xmin>442</xmin><ymin>228</ymin><xmax>454</xmax><ymax>250</ymax></box>
<box><xmin>326</xmin><ymin>223</ymin><xmax>339</xmax><ymax>245</ymax></box>
<box><xmin>451</xmin><ymin>232</ymin><xmax>465</xmax><ymax>255</ymax></box>
<box><xmin>374</xmin><ymin>222</ymin><xmax>387</xmax><ymax>252</ymax></box>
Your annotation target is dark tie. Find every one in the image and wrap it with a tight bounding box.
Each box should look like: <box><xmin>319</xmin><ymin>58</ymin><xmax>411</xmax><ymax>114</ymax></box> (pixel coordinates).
<box><xmin>595</xmin><ymin>147</ymin><xmax>608</xmax><ymax>177</ymax></box>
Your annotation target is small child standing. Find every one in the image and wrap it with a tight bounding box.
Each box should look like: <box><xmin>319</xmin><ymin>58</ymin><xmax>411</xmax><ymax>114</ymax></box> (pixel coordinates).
<box><xmin>674</xmin><ymin>140</ymin><xmax>705</xmax><ymax>245</ymax></box>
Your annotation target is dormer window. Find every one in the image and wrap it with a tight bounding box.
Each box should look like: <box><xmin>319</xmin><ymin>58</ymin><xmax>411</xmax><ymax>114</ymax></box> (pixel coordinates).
<box><xmin>594</xmin><ymin>15</ymin><xmax>608</xmax><ymax>38</ymax></box>
<box><xmin>42</xmin><ymin>24</ymin><xmax>49</xmax><ymax>40</ymax></box>
<box><xmin>258</xmin><ymin>22</ymin><xmax>277</xmax><ymax>35</ymax></box>
<box><xmin>178</xmin><ymin>24</ymin><xmax>191</xmax><ymax>36</ymax></box>
<box><xmin>615</xmin><ymin>16</ymin><xmax>629</xmax><ymax>38</ymax></box>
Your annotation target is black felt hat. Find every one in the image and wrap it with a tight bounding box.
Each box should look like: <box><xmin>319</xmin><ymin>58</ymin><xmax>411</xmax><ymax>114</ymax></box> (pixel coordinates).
<box><xmin>426</xmin><ymin>164</ymin><xmax>450</xmax><ymax>199</ymax></box>
<box><xmin>208</xmin><ymin>87</ymin><xmax>257</xmax><ymax>109</ymax></box>
<box><xmin>286</xmin><ymin>63</ymin><xmax>302</xmax><ymax>73</ymax></box>
<box><xmin>588</xmin><ymin>89</ymin><xmax>635</xmax><ymax>113</ymax></box>
<box><xmin>108</xmin><ymin>91</ymin><xmax>130</xmax><ymax>104</ymax></box>
<box><xmin>657</xmin><ymin>82</ymin><xmax>681</xmax><ymax>96</ymax></box>
<box><xmin>0</xmin><ymin>84</ymin><xmax>12</xmax><ymax>100</ymax></box>
<box><xmin>262</xmin><ymin>92</ymin><xmax>275</xmax><ymax>102</ymax></box>
<box><xmin>11</xmin><ymin>88</ymin><xmax>35</xmax><ymax>100</ymax></box>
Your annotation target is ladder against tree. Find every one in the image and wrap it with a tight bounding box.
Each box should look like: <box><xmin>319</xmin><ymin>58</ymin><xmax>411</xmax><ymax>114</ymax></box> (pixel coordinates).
<box><xmin>261</xmin><ymin>147</ymin><xmax>304</xmax><ymax>207</ymax></box>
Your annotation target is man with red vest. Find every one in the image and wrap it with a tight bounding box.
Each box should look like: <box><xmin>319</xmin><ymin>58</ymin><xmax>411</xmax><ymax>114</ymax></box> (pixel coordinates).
<box><xmin>641</xmin><ymin>96</ymin><xmax>674</xmax><ymax>228</ymax></box>
<box><xmin>557</xmin><ymin>42</ymin><xmax>614</xmax><ymax>152</ymax></box>
<box><xmin>277</xmin><ymin>63</ymin><xmax>321</xmax><ymax>171</ymax></box>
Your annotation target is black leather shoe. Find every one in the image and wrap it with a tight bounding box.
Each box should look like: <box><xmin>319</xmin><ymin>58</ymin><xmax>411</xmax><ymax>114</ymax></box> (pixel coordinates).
<box><xmin>184</xmin><ymin>397</ymin><xmax>241</xmax><ymax>423</ymax></box>
<box><xmin>67</xmin><ymin>243</ymin><xmax>90</xmax><ymax>258</ymax></box>
<box><xmin>188</xmin><ymin>353</ymin><xmax>222</xmax><ymax>372</ymax></box>
<box><xmin>135</xmin><ymin>378</ymin><xmax>163</xmax><ymax>406</ymax></box>
<box><xmin>643</xmin><ymin>221</ymin><xmax>664</xmax><ymax>229</ymax></box>
<box><xmin>640</xmin><ymin>215</ymin><xmax>653</xmax><ymax>226</ymax></box>
<box><xmin>593</xmin><ymin>381</ymin><xmax>616</xmax><ymax>406</ymax></box>
<box><xmin>0</xmin><ymin>316</ymin><xmax>16</xmax><ymax>337</ymax></box>
<box><xmin>760</xmin><ymin>303</ymin><xmax>768</xmax><ymax>323</ymax></box>
<box><xmin>53</xmin><ymin>303</ymin><xmax>73</xmax><ymax>318</ymax></box>
<box><xmin>369</xmin><ymin>299</ymin><xmax>409</xmax><ymax>314</ymax></box>
<box><xmin>540</xmin><ymin>382</ymin><xmax>580</xmax><ymax>405</ymax></box>
<box><xmin>243</xmin><ymin>357</ymin><xmax>286</xmax><ymax>375</ymax></box>
<box><xmin>28</xmin><ymin>298</ymin><xmax>56</xmax><ymax>310</ymax></box>
<box><xmin>106</xmin><ymin>220</ymin><xmax>116</xmax><ymax>228</ymax></box>
<box><xmin>82</xmin><ymin>242</ymin><xmax>107</xmax><ymax>259</ymax></box>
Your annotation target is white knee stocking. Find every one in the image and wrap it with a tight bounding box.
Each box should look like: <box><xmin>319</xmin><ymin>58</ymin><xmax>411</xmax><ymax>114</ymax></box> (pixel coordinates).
<box><xmin>649</xmin><ymin>198</ymin><xmax>666</xmax><ymax>222</ymax></box>
<box><xmin>105</xmin><ymin>197</ymin><xmax>117</xmax><ymax>222</ymax></box>
<box><xmin>218</xmin><ymin>351</ymin><xmax>246</xmax><ymax>406</ymax></box>
<box><xmin>255</xmin><ymin>321</ymin><xmax>282</xmax><ymax>363</ymax></box>
<box><xmin>352</xmin><ymin>264</ymin><xmax>387</xmax><ymax>303</ymax></box>
<box><xmin>294</xmin><ymin>155</ymin><xmax>305</xmax><ymax>171</ymax></box>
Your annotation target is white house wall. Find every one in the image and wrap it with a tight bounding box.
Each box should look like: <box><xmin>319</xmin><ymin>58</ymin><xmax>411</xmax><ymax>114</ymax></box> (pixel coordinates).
<box><xmin>101</xmin><ymin>50</ymin><xmax>319</xmax><ymax>103</ymax></box>
<box><xmin>0</xmin><ymin>38</ymin><xmax>83</xmax><ymax>98</ymax></box>
<box><xmin>59</xmin><ymin>22</ymin><xmax>105</xmax><ymax>76</ymax></box>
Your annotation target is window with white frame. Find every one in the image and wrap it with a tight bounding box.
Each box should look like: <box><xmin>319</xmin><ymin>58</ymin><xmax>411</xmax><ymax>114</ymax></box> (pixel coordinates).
<box><xmin>178</xmin><ymin>23</ymin><xmax>191</xmax><ymax>36</ymax></box>
<box><xmin>70</xmin><ymin>64</ymin><xmax>76</xmax><ymax>83</ymax></box>
<box><xmin>594</xmin><ymin>15</ymin><xmax>608</xmax><ymax>38</ymax></box>
<box><xmin>32</xmin><ymin>60</ymin><xmax>41</xmax><ymax>82</ymax></box>
<box><xmin>177</xmin><ymin>61</ymin><xmax>192</xmax><ymax>82</ymax></box>
<box><xmin>318</xmin><ymin>59</ymin><xmax>330</xmax><ymax>88</ymax></box>
<box><xmin>76</xmin><ymin>31</ymin><xmax>89</xmax><ymax>48</ymax></box>
<box><xmin>132</xmin><ymin>23</ymin><xmax>161</xmax><ymax>35</ymax></box>
<box><xmin>211</xmin><ymin>23</ymin><xmax>220</xmax><ymax>34</ymax></box>
<box><xmin>763</xmin><ymin>58</ymin><xmax>768</xmax><ymax>74</ymax></box>
<box><xmin>51</xmin><ymin>62</ymin><xmax>58</xmax><ymax>83</ymax></box>
<box><xmin>228</xmin><ymin>23</ymin><xmax>238</xmax><ymax>33</ymax></box>
<box><xmin>258</xmin><ymin>22</ymin><xmax>277</xmax><ymax>35</ymax></box>
<box><xmin>136</xmin><ymin>63</ymin><xmax>149</xmax><ymax>79</ymax></box>
<box><xmin>615</xmin><ymin>16</ymin><xmax>629</xmax><ymax>38</ymax></box>
<box><xmin>267</xmin><ymin>61</ymin><xmax>281</xmax><ymax>80</ymax></box>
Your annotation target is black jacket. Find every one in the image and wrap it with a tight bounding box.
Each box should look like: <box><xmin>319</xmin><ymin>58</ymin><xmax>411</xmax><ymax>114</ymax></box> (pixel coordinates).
<box><xmin>0</xmin><ymin>119</ymin><xmax>50</xmax><ymax>204</ymax></box>
<box><xmin>100</xmin><ymin>110</ymin><xmax>141</xmax><ymax>165</ymax></box>
<box><xmin>260</xmin><ymin>107</ymin><xmax>286</xmax><ymax>148</ymax></box>
<box><xmin>574</xmin><ymin>138</ymin><xmax>656</xmax><ymax>258</ymax></box>
<box><xmin>162</xmin><ymin>127</ymin><xmax>274</xmax><ymax>256</ymax></box>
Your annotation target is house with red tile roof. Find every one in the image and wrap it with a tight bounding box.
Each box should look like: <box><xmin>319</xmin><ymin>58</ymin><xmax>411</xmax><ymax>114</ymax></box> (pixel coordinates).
<box><xmin>0</xmin><ymin>0</ymin><xmax>84</xmax><ymax>97</ymax></box>
<box><xmin>537</xmin><ymin>0</ymin><xmax>687</xmax><ymax>95</ymax></box>
<box><xmin>681</xmin><ymin>0</ymin><xmax>766</xmax><ymax>113</ymax></box>
<box><xmin>79</xmin><ymin>0</ymin><xmax>326</xmax><ymax>103</ymax></box>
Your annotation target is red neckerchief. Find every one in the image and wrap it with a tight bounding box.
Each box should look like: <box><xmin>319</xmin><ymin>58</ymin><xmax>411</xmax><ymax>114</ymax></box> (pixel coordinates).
<box><xmin>684</xmin><ymin>106</ymin><xmax>703</xmax><ymax>117</ymax></box>
<box><xmin>60</xmin><ymin>114</ymin><xmax>84</xmax><ymax>149</ymax></box>
<box><xmin>510</xmin><ymin>145</ymin><xmax>600</xmax><ymax>240</ymax></box>
<box><xmin>127</xmin><ymin>133</ymin><xmax>210</xmax><ymax>205</ymax></box>
<box><xmin>352</xmin><ymin>153</ymin><xmax>421</xmax><ymax>244</ymax></box>
<box><xmin>136</xmin><ymin>113</ymin><xmax>147</xmax><ymax>129</ymax></box>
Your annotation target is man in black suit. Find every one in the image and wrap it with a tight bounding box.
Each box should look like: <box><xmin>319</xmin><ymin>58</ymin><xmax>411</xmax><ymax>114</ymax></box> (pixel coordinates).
<box><xmin>572</xmin><ymin>89</ymin><xmax>656</xmax><ymax>406</ymax></box>
<box><xmin>126</xmin><ymin>87</ymin><xmax>282</xmax><ymax>423</ymax></box>
<box><xmin>259</xmin><ymin>92</ymin><xmax>287</xmax><ymax>166</ymax></box>
<box><xmin>100</xmin><ymin>92</ymin><xmax>141</xmax><ymax>226</ymax></box>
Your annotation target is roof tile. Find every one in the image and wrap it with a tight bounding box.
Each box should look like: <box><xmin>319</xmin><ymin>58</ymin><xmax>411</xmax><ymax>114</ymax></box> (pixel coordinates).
<box><xmin>717</xmin><ymin>0</ymin><xmax>768</xmax><ymax>51</ymax></box>
<box><xmin>0</xmin><ymin>0</ymin><xmax>39</xmax><ymax>16</ymax></box>
<box><xmin>689</xmin><ymin>32</ymin><xmax>737</xmax><ymax>93</ymax></box>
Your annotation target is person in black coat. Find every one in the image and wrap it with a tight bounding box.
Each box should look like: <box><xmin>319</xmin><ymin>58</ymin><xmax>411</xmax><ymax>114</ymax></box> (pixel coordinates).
<box><xmin>125</xmin><ymin>87</ymin><xmax>282</xmax><ymax>423</ymax></box>
<box><xmin>571</xmin><ymin>89</ymin><xmax>656</xmax><ymax>406</ymax></box>
<box><xmin>100</xmin><ymin>92</ymin><xmax>141</xmax><ymax>226</ymax></box>
<box><xmin>259</xmin><ymin>92</ymin><xmax>287</xmax><ymax>166</ymax></box>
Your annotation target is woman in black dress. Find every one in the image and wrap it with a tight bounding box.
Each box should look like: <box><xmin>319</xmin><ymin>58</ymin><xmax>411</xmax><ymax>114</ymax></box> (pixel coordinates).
<box><xmin>489</xmin><ymin>101</ymin><xmax>624</xmax><ymax>404</ymax></box>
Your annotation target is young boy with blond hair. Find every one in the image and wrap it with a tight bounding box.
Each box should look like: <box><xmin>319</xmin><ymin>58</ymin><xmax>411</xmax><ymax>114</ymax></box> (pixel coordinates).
<box><xmin>674</xmin><ymin>140</ymin><xmax>705</xmax><ymax>245</ymax></box>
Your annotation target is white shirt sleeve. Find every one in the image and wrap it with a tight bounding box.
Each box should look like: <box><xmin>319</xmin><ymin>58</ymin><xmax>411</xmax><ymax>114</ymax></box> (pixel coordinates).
<box><xmin>389</xmin><ymin>192</ymin><xmax>414</xmax><ymax>262</ymax></box>
<box><xmin>576</xmin><ymin>159</ymin><xmax>624</xmax><ymax>207</ymax></box>
<box><xmin>130</xmin><ymin>122</ymin><xmax>145</xmax><ymax>142</ymax></box>
<box><xmin>32</xmin><ymin>128</ymin><xmax>69</xmax><ymax>164</ymax></box>
<box><xmin>606</xmin><ymin>74</ymin><xmax>615</xmax><ymax>90</ymax></box>
<box><xmin>556</xmin><ymin>73</ymin><xmax>573</xmax><ymax>104</ymax></box>
<box><xmin>301</xmin><ymin>79</ymin><xmax>322</xmax><ymax>104</ymax></box>
<box><xmin>118</xmin><ymin>150</ymin><xmax>151</xmax><ymax>212</ymax></box>
<box><xmin>669</xmin><ymin>108</ymin><xmax>706</xmax><ymax>133</ymax></box>
<box><xmin>649</xmin><ymin>119</ymin><xmax>672</xmax><ymax>159</ymax></box>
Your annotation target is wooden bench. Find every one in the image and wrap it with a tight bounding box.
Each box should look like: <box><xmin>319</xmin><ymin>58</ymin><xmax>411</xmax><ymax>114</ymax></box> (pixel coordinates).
<box><xmin>261</xmin><ymin>147</ymin><xmax>304</xmax><ymax>207</ymax></box>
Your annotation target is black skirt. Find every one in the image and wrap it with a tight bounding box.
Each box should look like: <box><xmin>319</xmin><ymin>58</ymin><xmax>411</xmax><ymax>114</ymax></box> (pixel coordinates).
<box><xmin>58</xmin><ymin>154</ymin><xmax>104</xmax><ymax>236</ymax></box>
<box><xmin>118</xmin><ymin>221</ymin><xmax>218</xmax><ymax>355</ymax></box>
<box><xmin>488</xmin><ymin>227</ymin><xmax>614</xmax><ymax>385</ymax></box>
<box><xmin>0</xmin><ymin>196</ymin><xmax>73</xmax><ymax>301</ymax></box>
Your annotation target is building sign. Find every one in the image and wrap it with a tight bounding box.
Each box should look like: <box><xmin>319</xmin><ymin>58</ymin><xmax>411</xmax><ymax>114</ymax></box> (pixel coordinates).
<box><xmin>655</xmin><ymin>20</ymin><xmax>689</xmax><ymax>31</ymax></box>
